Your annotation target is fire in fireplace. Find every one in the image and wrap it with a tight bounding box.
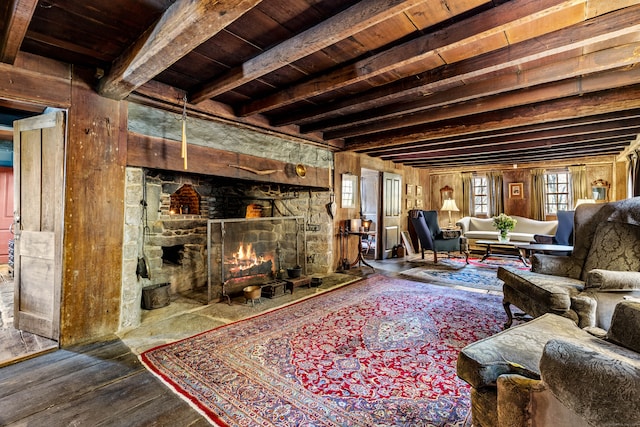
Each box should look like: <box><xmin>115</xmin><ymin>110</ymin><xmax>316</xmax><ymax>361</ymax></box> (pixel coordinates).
<box><xmin>225</xmin><ymin>243</ymin><xmax>274</xmax><ymax>282</ymax></box>
<box><xmin>207</xmin><ymin>216</ymin><xmax>305</xmax><ymax>303</ymax></box>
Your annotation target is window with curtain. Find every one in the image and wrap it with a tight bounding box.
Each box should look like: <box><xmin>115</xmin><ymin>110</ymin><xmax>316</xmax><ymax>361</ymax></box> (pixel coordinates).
<box><xmin>544</xmin><ymin>171</ymin><xmax>571</xmax><ymax>214</ymax></box>
<box><xmin>472</xmin><ymin>176</ymin><xmax>488</xmax><ymax>215</ymax></box>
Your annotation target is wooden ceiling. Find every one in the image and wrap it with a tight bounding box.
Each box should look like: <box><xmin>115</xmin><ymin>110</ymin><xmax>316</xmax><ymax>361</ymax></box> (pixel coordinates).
<box><xmin>2</xmin><ymin>0</ymin><xmax>640</xmax><ymax>169</ymax></box>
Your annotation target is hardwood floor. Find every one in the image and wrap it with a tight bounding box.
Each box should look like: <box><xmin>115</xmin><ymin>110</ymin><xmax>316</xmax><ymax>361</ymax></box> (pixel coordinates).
<box><xmin>0</xmin><ymin>338</ymin><xmax>209</xmax><ymax>426</ymax></box>
<box><xmin>0</xmin><ymin>260</ymin><xmax>410</xmax><ymax>426</ymax></box>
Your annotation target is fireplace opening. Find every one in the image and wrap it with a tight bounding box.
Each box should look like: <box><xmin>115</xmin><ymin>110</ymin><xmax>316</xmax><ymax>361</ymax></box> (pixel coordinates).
<box><xmin>162</xmin><ymin>245</ymin><xmax>184</xmax><ymax>265</ymax></box>
<box><xmin>170</xmin><ymin>184</ymin><xmax>200</xmax><ymax>215</ymax></box>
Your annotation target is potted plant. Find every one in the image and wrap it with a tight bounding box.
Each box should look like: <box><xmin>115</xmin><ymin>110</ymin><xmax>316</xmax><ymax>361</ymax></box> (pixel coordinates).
<box><xmin>492</xmin><ymin>213</ymin><xmax>517</xmax><ymax>242</ymax></box>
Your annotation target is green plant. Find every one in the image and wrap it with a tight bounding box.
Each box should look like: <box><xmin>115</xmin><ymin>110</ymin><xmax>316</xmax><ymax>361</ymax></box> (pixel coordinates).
<box><xmin>492</xmin><ymin>213</ymin><xmax>517</xmax><ymax>232</ymax></box>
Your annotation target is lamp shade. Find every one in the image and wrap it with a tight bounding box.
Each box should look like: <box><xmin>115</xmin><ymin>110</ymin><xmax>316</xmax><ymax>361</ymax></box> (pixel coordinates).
<box><xmin>441</xmin><ymin>199</ymin><xmax>459</xmax><ymax>212</ymax></box>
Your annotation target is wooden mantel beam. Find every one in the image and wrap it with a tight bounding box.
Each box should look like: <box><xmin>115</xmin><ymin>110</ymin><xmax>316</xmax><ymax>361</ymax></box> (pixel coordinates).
<box><xmin>189</xmin><ymin>0</ymin><xmax>428</xmax><ymax>104</ymax></box>
<box><xmin>0</xmin><ymin>0</ymin><xmax>38</xmax><ymax>64</ymax></box>
<box><xmin>97</xmin><ymin>0</ymin><xmax>262</xmax><ymax>100</ymax></box>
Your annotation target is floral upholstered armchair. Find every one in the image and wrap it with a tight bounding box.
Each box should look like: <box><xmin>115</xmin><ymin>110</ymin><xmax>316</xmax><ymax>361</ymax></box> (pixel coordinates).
<box><xmin>498</xmin><ymin>197</ymin><xmax>640</xmax><ymax>330</ymax></box>
<box><xmin>457</xmin><ymin>300</ymin><xmax>640</xmax><ymax>427</ymax></box>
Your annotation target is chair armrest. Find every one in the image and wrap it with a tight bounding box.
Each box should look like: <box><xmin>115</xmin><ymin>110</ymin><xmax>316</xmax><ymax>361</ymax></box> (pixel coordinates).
<box><xmin>532</xmin><ymin>234</ymin><xmax>554</xmax><ymax>244</ymax></box>
<box><xmin>455</xmin><ymin>217</ymin><xmax>470</xmax><ymax>234</ymax></box>
<box><xmin>585</xmin><ymin>269</ymin><xmax>640</xmax><ymax>291</ymax></box>
<box><xmin>540</xmin><ymin>337</ymin><xmax>640</xmax><ymax>427</ymax></box>
<box><xmin>530</xmin><ymin>254</ymin><xmax>583</xmax><ymax>278</ymax></box>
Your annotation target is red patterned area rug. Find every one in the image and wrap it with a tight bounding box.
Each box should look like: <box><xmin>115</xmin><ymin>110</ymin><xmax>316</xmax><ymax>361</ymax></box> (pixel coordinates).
<box><xmin>141</xmin><ymin>275</ymin><xmax>504</xmax><ymax>426</ymax></box>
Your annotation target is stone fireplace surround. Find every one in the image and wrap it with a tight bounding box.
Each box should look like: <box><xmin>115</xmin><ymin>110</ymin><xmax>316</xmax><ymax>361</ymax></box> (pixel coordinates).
<box><xmin>119</xmin><ymin>167</ymin><xmax>333</xmax><ymax>331</ymax></box>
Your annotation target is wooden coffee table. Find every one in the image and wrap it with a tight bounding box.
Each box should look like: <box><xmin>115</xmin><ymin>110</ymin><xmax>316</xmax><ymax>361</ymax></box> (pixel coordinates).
<box><xmin>476</xmin><ymin>240</ymin><xmax>530</xmax><ymax>266</ymax></box>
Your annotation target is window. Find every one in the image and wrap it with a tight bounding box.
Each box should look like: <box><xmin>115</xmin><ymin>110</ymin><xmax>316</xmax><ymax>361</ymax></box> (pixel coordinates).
<box><xmin>472</xmin><ymin>176</ymin><xmax>488</xmax><ymax>215</ymax></box>
<box><xmin>544</xmin><ymin>171</ymin><xmax>570</xmax><ymax>214</ymax></box>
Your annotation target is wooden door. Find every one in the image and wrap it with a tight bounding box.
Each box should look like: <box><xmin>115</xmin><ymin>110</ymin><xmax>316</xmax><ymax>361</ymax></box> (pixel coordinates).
<box><xmin>380</xmin><ymin>172</ymin><xmax>401</xmax><ymax>259</ymax></box>
<box><xmin>0</xmin><ymin>167</ymin><xmax>14</xmax><ymax>264</ymax></box>
<box><xmin>13</xmin><ymin>111</ymin><xmax>65</xmax><ymax>340</ymax></box>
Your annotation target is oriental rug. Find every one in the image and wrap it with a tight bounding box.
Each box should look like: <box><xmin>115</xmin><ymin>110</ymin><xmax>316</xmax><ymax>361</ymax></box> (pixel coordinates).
<box><xmin>141</xmin><ymin>275</ymin><xmax>504</xmax><ymax>427</ymax></box>
<box><xmin>400</xmin><ymin>257</ymin><xmax>528</xmax><ymax>293</ymax></box>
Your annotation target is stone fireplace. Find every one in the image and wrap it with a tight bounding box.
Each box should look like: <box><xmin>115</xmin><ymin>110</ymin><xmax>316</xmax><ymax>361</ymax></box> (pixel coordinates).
<box><xmin>119</xmin><ymin>167</ymin><xmax>333</xmax><ymax>331</ymax></box>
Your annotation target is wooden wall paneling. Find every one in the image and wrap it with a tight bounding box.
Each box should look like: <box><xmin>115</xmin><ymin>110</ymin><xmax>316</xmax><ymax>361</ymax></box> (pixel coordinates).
<box><xmin>61</xmin><ymin>68</ymin><xmax>126</xmax><ymax>346</ymax></box>
<box><xmin>503</xmin><ymin>169</ymin><xmax>530</xmax><ymax>218</ymax></box>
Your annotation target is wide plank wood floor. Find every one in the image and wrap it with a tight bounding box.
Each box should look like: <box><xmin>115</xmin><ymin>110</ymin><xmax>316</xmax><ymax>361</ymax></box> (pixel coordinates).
<box><xmin>0</xmin><ymin>338</ymin><xmax>210</xmax><ymax>426</ymax></box>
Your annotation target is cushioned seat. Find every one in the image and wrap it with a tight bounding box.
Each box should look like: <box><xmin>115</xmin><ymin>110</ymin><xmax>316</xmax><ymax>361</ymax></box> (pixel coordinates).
<box><xmin>499</xmin><ymin>198</ymin><xmax>640</xmax><ymax>330</ymax></box>
<box><xmin>458</xmin><ymin>301</ymin><xmax>640</xmax><ymax>427</ymax></box>
<box><xmin>457</xmin><ymin>314</ymin><xmax>598</xmax><ymax>427</ymax></box>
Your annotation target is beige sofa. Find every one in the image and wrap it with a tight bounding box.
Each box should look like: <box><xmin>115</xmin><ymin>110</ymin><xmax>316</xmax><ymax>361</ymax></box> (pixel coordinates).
<box><xmin>456</xmin><ymin>215</ymin><xmax>557</xmax><ymax>245</ymax></box>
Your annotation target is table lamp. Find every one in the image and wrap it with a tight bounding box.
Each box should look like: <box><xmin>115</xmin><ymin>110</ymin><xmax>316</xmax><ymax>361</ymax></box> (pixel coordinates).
<box><xmin>441</xmin><ymin>199</ymin><xmax>459</xmax><ymax>228</ymax></box>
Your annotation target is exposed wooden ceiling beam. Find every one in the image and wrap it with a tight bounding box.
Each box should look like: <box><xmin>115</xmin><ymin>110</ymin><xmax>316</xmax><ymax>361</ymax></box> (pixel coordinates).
<box><xmin>382</xmin><ymin>126</ymin><xmax>640</xmax><ymax>161</ymax></box>
<box><xmin>306</xmin><ymin>41</ymin><xmax>640</xmax><ymax>135</ymax></box>
<box><xmin>0</xmin><ymin>0</ymin><xmax>38</xmax><ymax>64</ymax></box>
<box><xmin>364</xmin><ymin>110</ymin><xmax>640</xmax><ymax>155</ymax></box>
<box><xmin>402</xmin><ymin>143</ymin><xmax>628</xmax><ymax>167</ymax></box>
<box><xmin>385</xmin><ymin>129</ymin><xmax>640</xmax><ymax>161</ymax></box>
<box><xmin>240</xmin><ymin>0</ymin><xmax>585</xmax><ymax>118</ymax></box>
<box><xmin>345</xmin><ymin>84</ymin><xmax>640</xmax><ymax>149</ymax></box>
<box><xmin>336</xmin><ymin>68</ymin><xmax>640</xmax><ymax>142</ymax></box>
<box><xmin>189</xmin><ymin>0</ymin><xmax>429</xmax><ymax>104</ymax></box>
<box><xmin>97</xmin><ymin>0</ymin><xmax>262</xmax><ymax>100</ymax></box>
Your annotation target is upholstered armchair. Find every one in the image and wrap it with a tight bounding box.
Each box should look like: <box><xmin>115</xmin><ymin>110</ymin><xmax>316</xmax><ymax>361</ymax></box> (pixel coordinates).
<box><xmin>457</xmin><ymin>300</ymin><xmax>640</xmax><ymax>427</ymax></box>
<box><xmin>410</xmin><ymin>210</ymin><xmax>462</xmax><ymax>262</ymax></box>
<box><xmin>498</xmin><ymin>197</ymin><xmax>640</xmax><ymax>330</ymax></box>
<box><xmin>532</xmin><ymin>209</ymin><xmax>574</xmax><ymax>245</ymax></box>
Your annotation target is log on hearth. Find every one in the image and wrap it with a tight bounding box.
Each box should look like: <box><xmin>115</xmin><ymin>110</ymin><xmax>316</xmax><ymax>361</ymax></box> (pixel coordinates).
<box><xmin>224</xmin><ymin>260</ymin><xmax>273</xmax><ymax>281</ymax></box>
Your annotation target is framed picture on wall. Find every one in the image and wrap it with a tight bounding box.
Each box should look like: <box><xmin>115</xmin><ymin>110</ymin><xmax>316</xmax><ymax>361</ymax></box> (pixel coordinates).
<box><xmin>509</xmin><ymin>182</ymin><xmax>524</xmax><ymax>199</ymax></box>
<box><xmin>406</xmin><ymin>184</ymin><xmax>414</xmax><ymax>196</ymax></box>
<box><xmin>406</xmin><ymin>199</ymin><xmax>413</xmax><ymax>209</ymax></box>
<box><xmin>416</xmin><ymin>185</ymin><xmax>423</xmax><ymax>197</ymax></box>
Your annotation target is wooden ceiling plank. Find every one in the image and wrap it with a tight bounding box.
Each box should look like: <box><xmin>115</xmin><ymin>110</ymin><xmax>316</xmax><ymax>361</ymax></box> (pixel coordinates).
<box><xmin>189</xmin><ymin>0</ymin><xmax>428</xmax><ymax>104</ymax></box>
<box><xmin>369</xmin><ymin>113</ymin><xmax>640</xmax><ymax>156</ymax></box>
<box><xmin>401</xmin><ymin>143</ymin><xmax>628</xmax><ymax>166</ymax></box>
<box><xmin>275</xmin><ymin>3</ymin><xmax>640</xmax><ymax>127</ymax></box>
<box><xmin>361</xmin><ymin>110</ymin><xmax>640</xmax><ymax>156</ymax></box>
<box><xmin>384</xmin><ymin>130</ymin><xmax>640</xmax><ymax>161</ymax></box>
<box><xmin>307</xmin><ymin>40</ymin><xmax>640</xmax><ymax>134</ymax></box>
<box><xmin>97</xmin><ymin>0</ymin><xmax>263</xmax><ymax>100</ymax></box>
<box><xmin>240</xmin><ymin>0</ymin><xmax>583</xmax><ymax>117</ymax></box>
<box><xmin>0</xmin><ymin>0</ymin><xmax>38</xmax><ymax>64</ymax></box>
<box><xmin>325</xmin><ymin>63</ymin><xmax>640</xmax><ymax>139</ymax></box>
<box><xmin>380</xmin><ymin>122</ymin><xmax>640</xmax><ymax>159</ymax></box>
<box><xmin>344</xmin><ymin>84</ymin><xmax>640</xmax><ymax>150</ymax></box>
